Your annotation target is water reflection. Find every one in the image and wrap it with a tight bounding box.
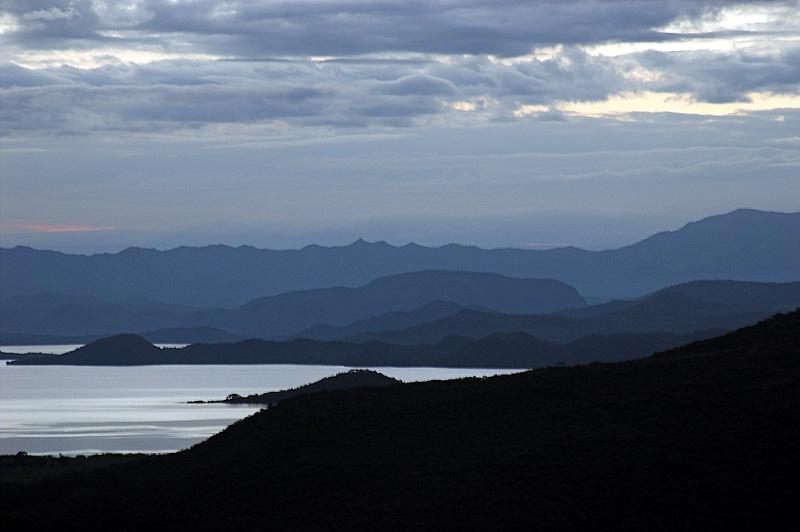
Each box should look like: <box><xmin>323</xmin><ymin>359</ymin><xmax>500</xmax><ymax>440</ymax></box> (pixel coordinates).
<box><xmin>0</xmin><ymin>361</ymin><xmax>518</xmax><ymax>455</ymax></box>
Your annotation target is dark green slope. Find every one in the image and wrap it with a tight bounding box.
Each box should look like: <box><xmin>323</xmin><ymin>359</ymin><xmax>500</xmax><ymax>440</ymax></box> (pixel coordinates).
<box><xmin>2</xmin><ymin>311</ymin><xmax>799</xmax><ymax>531</ymax></box>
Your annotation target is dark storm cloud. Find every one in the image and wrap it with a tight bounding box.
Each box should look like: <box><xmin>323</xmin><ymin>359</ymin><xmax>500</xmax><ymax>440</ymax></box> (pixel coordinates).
<box><xmin>0</xmin><ymin>1</ymin><xmax>791</xmax><ymax>56</ymax></box>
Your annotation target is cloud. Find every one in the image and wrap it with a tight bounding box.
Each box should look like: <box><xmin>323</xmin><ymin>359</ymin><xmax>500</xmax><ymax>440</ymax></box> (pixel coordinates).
<box><xmin>1</xmin><ymin>2</ymin><xmax>797</xmax><ymax>253</ymax></box>
<box><xmin>2</xmin><ymin>40</ymin><xmax>799</xmax><ymax>137</ymax></box>
<box><xmin>1</xmin><ymin>1</ymin><xmax>795</xmax><ymax>57</ymax></box>
<box><xmin>375</xmin><ymin>75</ymin><xmax>456</xmax><ymax>96</ymax></box>
<box><xmin>638</xmin><ymin>45</ymin><xmax>800</xmax><ymax>102</ymax></box>
<box><xmin>0</xmin><ymin>1</ymin><xmax>796</xmax><ymax>139</ymax></box>
<box><xmin>2</xmin><ymin>108</ymin><xmax>798</xmax><ymax>251</ymax></box>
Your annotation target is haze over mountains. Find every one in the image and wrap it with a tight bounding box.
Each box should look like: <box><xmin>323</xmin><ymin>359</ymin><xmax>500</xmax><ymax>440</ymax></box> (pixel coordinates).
<box><xmin>2</xmin><ymin>208</ymin><xmax>798</xmax><ymax>361</ymax></box>
<box><xmin>2</xmin><ymin>209</ymin><xmax>798</xmax><ymax>307</ymax></box>
<box><xmin>190</xmin><ymin>270</ymin><xmax>584</xmax><ymax>336</ymax></box>
<box><xmin>4</xmin><ymin>278</ymin><xmax>796</xmax><ymax>350</ymax></box>
<box><xmin>8</xmin><ymin>277</ymin><xmax>799</xmax><ymax>368</ymax></box>
<box><xmin>0</xmin><ymin>270</ymin><xmax>584</xmax><ymax>338</ymax></box>
<box><xmin>351</xmin><ymin>280</ymin><xmax>800</xmax><ymax>345</ymax></box>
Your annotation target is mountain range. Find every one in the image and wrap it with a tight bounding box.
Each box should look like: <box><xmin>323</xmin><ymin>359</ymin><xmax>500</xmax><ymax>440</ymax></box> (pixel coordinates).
<box><xmin>2</xmin><ymin>209</ymin><xmax>798</xmax><ymax>306</ymax></box>
<box><xmin>188</xmin><ymin>270</ymin><xmax>585</xmax><ymax>336</ymax></box>
<box><xmin>0</xmin><ymin>270</ymin><xmax>584</xmax><ymax>337</ymax></box>
<box><xmin>0</xmin><ymin>327</ymin><xmax>723</xmax><ymax>368</ymax></box>
<box><xmin>3</xmin><ymin>278</ymin><xmax>798</xmax><ymax>348</ymax></box>
<box><xmin>305</xmin><ymin>280</ymin><xmax>800</xmax><ymax>344</ymax></box>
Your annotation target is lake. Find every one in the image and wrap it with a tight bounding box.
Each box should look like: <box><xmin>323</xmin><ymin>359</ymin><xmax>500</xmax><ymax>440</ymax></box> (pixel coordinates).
<box><xmin>0</xmin><ymin>347</ymin><xmax>519</xmax><ymax>455</ymax></box>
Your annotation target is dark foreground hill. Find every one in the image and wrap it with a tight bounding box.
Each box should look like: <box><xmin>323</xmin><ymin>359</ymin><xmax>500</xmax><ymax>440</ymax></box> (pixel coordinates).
<box><xmin>8</xmin><ymin>328</ymin><xmax>714</xmax><ymax>368</ymax></box>
<box><xmin>3</xmin><ymin>209</ymin><xmax>798</xmax><ymax>305</ymax></box>
<box><xmin>2</xmin><ymin>311</ymin><xmax>799</xmax><ymax>531</ymax></box>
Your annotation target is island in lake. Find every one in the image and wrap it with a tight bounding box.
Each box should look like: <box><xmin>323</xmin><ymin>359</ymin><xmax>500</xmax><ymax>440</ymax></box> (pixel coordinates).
<box><xmin>191</xmin><ymin>369</ymin><xmax>402</xmax><ymax>405</ymax></box>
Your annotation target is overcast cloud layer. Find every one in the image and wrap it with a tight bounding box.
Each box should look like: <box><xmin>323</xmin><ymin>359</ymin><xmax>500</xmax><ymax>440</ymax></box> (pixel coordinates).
<box><xmin>1</xmin><ymin>1</ymin><xmax>798</xmax><ymax>251</ymax></box>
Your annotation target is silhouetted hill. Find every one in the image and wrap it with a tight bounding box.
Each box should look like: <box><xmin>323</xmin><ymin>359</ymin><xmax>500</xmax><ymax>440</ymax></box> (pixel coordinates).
<box><xmin>191</xmin><ymin>270</ymin><xmax>585</xmax><ymax>336</ymax></box>
<box><xmin>435</xmin><ymin>331</ymin><xmax>560</xmax><ymax>367</ymax></box>
<box><xmin>359</xmin><ymin>280</ymin><xmax>800</xmax><ymax>344</ymax></box>
<box><xmin>343</xmin><ymin>309</ymin><xmax>586</xmax><ymax>344</ymax></box>
<box><xmin>2</xmin><ymin>209</ymin><xmax>798</xmax><ymax>305</ymax></box>
<box><xmin>55</xmin><ymin>334</ymin><xmax>163</xmax><ymax>365</ymax></box>
<box><xmin>0</xmin><ymin>272</ymin><xmax>582</xmax><ymax>337</ymax></box>
<box><xmin>655</xmin><ymin>308</ymin><xmax>800</xmax><ymax>360</ymax></box>
<box><xmin>560</xmin><ymin>280</ymin><xmax>800</xmax><ymax>318</ymax></box>
<box><xmin>197</xmin><ymin>369</ymin><xmax>402</xmax><ymax>405</ymax></box>
<box><xmin>561</xmin><ymin>330</ymin><xmax>722</xmax><ymax>364</ymax></box>
<box><xmin>659</xmin><ymin>279</ymin><xmax>800</xmax><ymax>308</ymax></box>
<box><xmin>140</xmin><ymin>327</ymin><xmax>243</xmax><ymax>344</ymax></box>
<box><xmin>0</xmin><ymin>327</ymin><xmax>243</xmax><ymax>346</ymax></box>
<box><xmin>3</xmin><ymin>311</ymin><xmax>798</xmax><ymax>530</ymax></box>
<box><xmin>8</xmin><ymin>328</ymin><xmax>714</xmax><ymax>368</ymax></box>
<box><xmin>294</xmin><ymin>300</ymin><xmax>466</xmax><ymax>340</ymax></box>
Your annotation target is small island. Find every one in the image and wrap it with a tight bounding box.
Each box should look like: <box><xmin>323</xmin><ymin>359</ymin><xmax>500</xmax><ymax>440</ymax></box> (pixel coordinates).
<box><xmin>191</xmin><ymin>369</ymin><xmax>402</xmax><ymax>405</ymax></box>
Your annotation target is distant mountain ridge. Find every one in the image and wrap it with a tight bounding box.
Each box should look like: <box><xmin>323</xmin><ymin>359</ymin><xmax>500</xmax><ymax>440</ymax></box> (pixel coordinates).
<box><xmin>192</xmin><ymin>270</ymin><xmax>584</xmax><ymax>336</ymax></box>
<box><xmin>349</xmin><ymin>280</ymin><xmax>800</xmax><ymax>345</ymax></box>
<box><xmin>2</xmin><ymin>209</ymin><xmax>798</xmax><ymax>305</ymax></box>
<box><xmin>1</xmin><ymin>271</ymin><xmax>584</xmax><ymax>337</ymax></box>
<box><xmin>6</xmin><ymin>328</ymin><xmax>718</xmax><ymax>368</ymax></box>
<box><xmin>293</xmin><ymin>300</ymin><xmax>467</xmax><ymax>341</ymax></box>
<box><xmin>3</xmin><ymin>279</ymin><xmax>797</xmax><ymax>343</ymax></box>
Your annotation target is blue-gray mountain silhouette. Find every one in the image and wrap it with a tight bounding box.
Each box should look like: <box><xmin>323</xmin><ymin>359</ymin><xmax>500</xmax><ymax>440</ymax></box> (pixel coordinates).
<box><xmin>6</xmin><ymin>327</ymin><xmax>716</xmax><ymax>368</ymax></box>
<box><xmin>0</xmin><ymin>271</ymin><xmax>584</xmax><ymax>337</ymax></box>
<box><xmin>190</xmin><ymin>270</ymin><xmax>584</xmax><ymax>336</ymax></box>
<box><xmin>2</xmin><ymin>209</ymin><xmax>798</xmax><ymax>306</ymax></box>
<box><xmin>349</xmin><ymin>280</ymin><xmax>800</xmax><ymax>344</ymax></box>
<box><xmin>293</xmin><ymin>300</ymin><xmax>467</xmax><ymax>341</ymax></box>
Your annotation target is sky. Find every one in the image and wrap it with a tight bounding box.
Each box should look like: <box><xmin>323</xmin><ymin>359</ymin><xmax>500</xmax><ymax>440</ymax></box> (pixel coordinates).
<box><xmin>1</xmin><ymin>0</ymin><xmax>799</xmax><ymax>252</ymax></box>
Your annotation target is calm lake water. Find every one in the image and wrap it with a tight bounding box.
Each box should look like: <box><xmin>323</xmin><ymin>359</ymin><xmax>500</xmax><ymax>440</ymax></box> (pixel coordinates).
<box><xmin>0</xmin><ymin>346</ymin><xmax>518</xmax><ymax>455</ymax></box>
